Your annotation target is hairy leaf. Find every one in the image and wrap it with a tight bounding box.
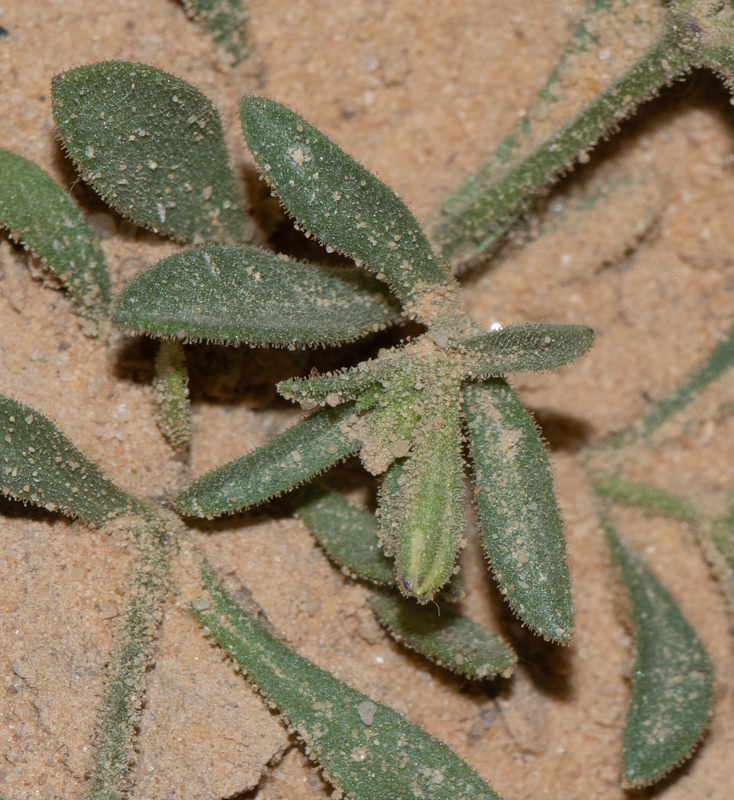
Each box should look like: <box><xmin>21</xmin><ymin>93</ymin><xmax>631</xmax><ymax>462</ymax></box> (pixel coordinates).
<box><xmin>113</xmin><ymin>245</ymin><xmax>400</xmax><ymax>346</ymax></box>
<box><xmin>52</xmin><ymin>62</ymin><xmax>247</xmax><ymax>243</ymax></box>
<box><xmin>86</xmin><ymin>511</ymin><xmax>171</xmax><ymax>800</ymax></box>
<box><xmin>603</xmin><ymin>520</ymin><xmax>713</xmax><ymax>788</ymax></box>
<box><xmin>294</xmin><ymin>484</ymin><xmax>395</xmax><ymax>585</ymax></box>
<box><xmin>278</xmin><ymin>359</ymin><xmax>390</xmax><ymax>408</ymax></box>
<box><xmin>389</xmin><ymin>381</ymin><xmax>465</xmax><ymax>602</ymax></box>
<box><xmin>192</xmin><ymin>566</ymin><xmax>504</xmax><ymax>800</ymax></box>
<box><xmin>183</xmin><ymin>0</ymin><xmax>250</xmax><ymax>65</ymax></box>
<box><xmin>0</xmin><ymin>149</ymin><xmax>110</xmax><ymax>326</ymax></box>
<box><xmin>369</xmin><ymin>592</ymin><xmax>516</xmax><ymax>680</ymax></box>
<box><xmin>459</xmin><ymin>324</ymin><xmax>594</xmax><ymax>375</ymax></box>
<box><xmin>0</xmin><ymin>396</ymin><xmax>131</xmax><ymax>526</ymax></box>
<box><xmin>592</xmin><ymin>475</ymin><xmax>698</xmax><ymax>523</ymax></box>
<box><xmin>152</xmin><ymin>340</ymin><xmax>191</xmax><ymax>451</ymax></box>
<box><xmin>176</xmin><ymin>403</ymin><xmax>362</xmax><ymax>516</ymax></box>
<box><xmin>464</xmin><ymin>379</ymin><xmax>573</xmax><ymax>643</ymax></box>
<box><xmin>239</xmin><ymin>96</ymin><xmax>460</xmax><ymax>324</ymax></box>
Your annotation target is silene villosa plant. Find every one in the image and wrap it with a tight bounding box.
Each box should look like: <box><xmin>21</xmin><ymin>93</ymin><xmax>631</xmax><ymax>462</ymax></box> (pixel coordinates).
<box><xmin>5</xmin><ymin>0</ymin><xmax>734</xmax><ymax>790</ymax></box>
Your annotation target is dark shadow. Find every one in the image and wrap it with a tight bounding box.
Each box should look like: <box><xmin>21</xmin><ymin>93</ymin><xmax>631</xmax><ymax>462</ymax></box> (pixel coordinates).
<box><xmin>530</xmin><ymin>407</ymin><xmax>594</xmax><ymax>453</ymax></box>
<box><xmin>0</xmin><ymin>495</ymin><xmax>73</xmax><ymax>526</ymax></box>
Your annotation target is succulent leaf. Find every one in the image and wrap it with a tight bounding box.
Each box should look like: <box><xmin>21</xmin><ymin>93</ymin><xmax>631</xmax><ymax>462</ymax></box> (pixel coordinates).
<box><xmin>239</xmin><ymin>95</ymin><xmax>460</xmax><ymax>323</ymax></box>
<box><xmin>389</xmin><ymin>381</ymin><xmax>465</xmax><ymax>602</ymax></box>
<box><xmin>294</xmin><ymin>484</ymin><xmax>396</xmax><ymax>585</ymax></box>
<box><xmin>0</xmin><ymin>149</ymin><xmax>110</xmax><ymax>328</ymax></box>
<box><xmin>592</xmin><ymin>475</ymin><xmax>698</xmax><ymax>523</ymax></box>
<box><xmin>603</xmin><ymin>519</ymin><xmax>714</xmax><ymax>788</ymax></box>
<box><xmin>152</xmin><ymin>340</ymin><xmax>191</xmax><ymax>452</ymax></box>
<box><xmin>459</xmin><ymin>324</ymin><xmax>594</xmax><ymax>375</ymax></box>
<box><xmin>113</xmin><ymin>245</ymin><xmax>401</xmax><ymax>346</ymax></box>
<box><xmin>191</xmin><ymin>566</ymin><xmax>504</xmax><ymax>800</ymax></box>
<box><xmin>463</xmin><ymin>379</ymin><xmax>573</xmax><ymax>643</ymax></box>
<box><xmin>52</xmin><ymin>61</ymin><xmax>247</xmax><ymax>244</ymax></box>
<box><xmin>278</xmin><ymin>361</ymin><xmax>388</xmax><ymax>408</ymax></box>
<box><xmin>368</xmin><ymin>592</ymin><xmax>516</xmax><ymax>680</ymax></box>
<box><xmin>0</xmin><ymin>396</ymin><xmax>131</xmax><ymax>526</ymax></box>
<box><xmin>176</xmin><ymin>403</ymin><xmax>362</xmax><ymax>517</ymax></box>
<box><xmin>86</xmin><ymin>511</ymin><xmax>171</xmax><ymax>800</ymax></box>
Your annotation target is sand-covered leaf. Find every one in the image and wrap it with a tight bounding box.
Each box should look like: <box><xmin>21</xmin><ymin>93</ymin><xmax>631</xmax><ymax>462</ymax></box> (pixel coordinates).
<box><xmin>0</xmin><ymin>396</ymin><xmax>131</xmax><ymax>526</ymax></box>
<box><xmin>52</xmin><ymin>61</ymin><xmax>247</xmax><ymax>243</ymax></box>
<box><xmin>604</xmin><ymin>521</ymin><xmax>714</xmax><ymax>788</ymax></box>
<box><xmin>191</xmin><ymin>566</ymin><xmax>504</xmax><ymax>800</ymax></box>
<box><xmin>464</xmin><ymin>379</ymin><xmax>572</xmax><ymax>643</ymax></box>
<box><xmin>152</xmin><ymin>340</ymin><xmax>191</xmax><ymax>451</ymax></box>
<box><xmin>176</xmin><ymin>403</ymin><xmax>361</xmax><ymax>517</ymax></box>
<box><xmin>387</xmin><ymin>383</ymin><xmax>465</xmax><ymax>602</ymax></box>
<box><xmin>459</xmin><ymin>324</ymin><xmax>594</xmax><ymax>375</ymax></box>
<box><xmin>0</xmin><ymin>149</ymin><xmax>110</xmax><ymax>326</ymax></box>
<box><xmin>294</xmin><ymin>485</ymin><xmax>395</xmax><ymax>584</ymax></box>
<box><xmin>240</xmin><ymin>96</ymin><xmax>459</xmax><ymax>323</ymax></box>
<box><xmin>369</xmin><ymin>592</ymin><xmax>516</xmax><ymax>680</ymax></box>
<box><xmin>183</xmin><ymin>0</ymin><xmax>250</xmax><ymax>65</ymax></box>
<box><xmin>113</xmin><ymin>245</ymin><xmax>400</xmax><ymax>346</ymax></box>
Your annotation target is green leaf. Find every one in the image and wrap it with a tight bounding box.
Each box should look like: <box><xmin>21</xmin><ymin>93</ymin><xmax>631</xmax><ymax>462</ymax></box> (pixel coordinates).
<box><xmin>463</xmin><ymin>379</ymin><xmax>573</xmax><ymax>643</ymax></box>
<box><xmin>0</xmin><ymin>149</ymin><xmax>110</xmax><ymax>328</ymax></box>
<box><xmin>176</xmin><ymin>403</ymin><xmax>362</xmax><ymax>517</ymax></box>
<box><xmin>239</xmin><ymin>96</ymin><xmax>461</xmax><ymax>324</ymax></box>
<box><xmin>113</xmin><ymin>245</ymin><xmax>400</xmax><ymax>346</ymax></box>
<box><xmin>0</xmin><ymin>396</ymin><xmax>131</xmax><ymax>526</ymax></box>
<box><xmin>278</xmin><ymin>358</ymin><xmax>391</xmax><ymax>408</ymax></box>
<box><xmin>603</xmin><ymin>519</ymin><xmax>714</xmax><ymax>788</ymax></box>
<box><xmin>191</xmin><ymin>566</ymin><xmax>504</xmax><ymax>800</ymax></box>
<box><xmin>458</xmin><ymin>324</ymin><xmax>594</xmax><ymax>375</ymax></box>
<box><xmin>86</xmin><ymin>511</ymin><xmax>171</xmax><ymax>800</ymax></box>
<box><xmin>152</xmin><ymin>340</ymin><xmax>191</xmax><ymax>452</ymax></box>
<box><xmin>592</xmin><ymin>475</ymin><xmax>698</xmax><ymax>523</ymax></box>
<box><xmin>52</xmin><ymin>61</ymin><xmax>248</xmax><ymax>244</ymax></box>
<box><xmin>182</xmin><ymin>0</ymin><xmax>250</xmax><ymax>65</ymax></box>
<box><xmin>388</xmin><ymin>381</ymin><xmax>465</xmax><ymax>602</ymax></box>
<box><xmin>368</xmin><ymin>592</ymin><xmax>516</xmax><ymax>680</ymax></box>
<box><xmin>294</xmin><ymin>484</ymin><xmax>395</xmax><ymax>585</ymax></box>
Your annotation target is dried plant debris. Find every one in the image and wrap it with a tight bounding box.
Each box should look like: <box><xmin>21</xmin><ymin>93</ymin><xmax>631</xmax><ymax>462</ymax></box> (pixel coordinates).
<box><xmin>603</xmin><ymin>519</ymin><xmax>713</xmax><ymax>788</ymax></box>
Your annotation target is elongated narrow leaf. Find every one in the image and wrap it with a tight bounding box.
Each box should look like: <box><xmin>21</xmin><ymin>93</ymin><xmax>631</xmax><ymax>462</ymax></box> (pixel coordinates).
<box><xmin>459</xmin><ymin>324</ymin><xmax>594</xmax><ymax>375</ymax></box>
<box><xmin>176</xmin><ymin>403</ymin><xmax>361</xmax><ymax>517</ymax></box>
<box><xmin>389</xmin><ymin>382</ymin><xmax>465</xmax><ymax>602</ymax></box>
<box><xmin>52</xmin><ymin>62</ymin><xmax>247</xmax><ymax>243</ymax></box>
<box><xmin>369</xmin><ymin>592</ymin><xmax>516</xmax><ymax>680</ymax></box>
<box><xmin>86</xmin><ymin>511</ymin><xmax>170</xmax><ymax>800</ymax></box>
<box><xmin>603</xmin><ymin>520</ymin><xmax>713</xmax><ymax>788</ymax></box>
<box><xmin>183</xmin><ymin>0</ymin><xmax>250</xmax><ymax>65</ymax></box>
<box><xmin>0</xmin><ymin>396</ymin><xmax>131</xmax><ymax>526</ymax></box>
<box><xmin>294</xmin><ymin>484</ymin><xmax>395</xmax><ymax>584</ymax></box>
<box><xmin>278</xmin><ymin>359</ymin><xmax>389</xmax><ymax>408</ymax></box>
<box><xmin>152</xmin><ymin>340</ymin><xmax>191</xmax><ymax>451</ymax></box>
<box><xmin>592</xmin><ymin>475</ymin><xmax>698</xmax><ymax>523</ymax></box>
<box><xmin>113</xmin><ymin>245</ymin><xmax>400</xmax><ymax>346</ymax></box>
<box><xmin>240</xmin><ymin>96</ymin><xmax>459</xmax><ymax>322</ymax></box>
<box><xmin>463</xmin><ymin>379</ymin><xmax>572</xmax><ymax>643</ymax></box>
<box><xmin>0</xmin><ymin>149</ymin><xmax>110</xmax><ymax>326</ymax></box>
<box><xmin>191</xmin><ymin>566</ymin><xmax>504</xmax><ymax>800</ymax></box>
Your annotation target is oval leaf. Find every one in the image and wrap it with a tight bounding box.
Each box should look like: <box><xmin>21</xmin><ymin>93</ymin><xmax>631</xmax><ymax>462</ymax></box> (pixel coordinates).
<box><xmin>459</xmin><ymin>324</ymin><xmax>594</xmax><ymax>375</ymax></box>
<box><xmin>239</xmin><ymin>96</ymin><xmax>458</xmax><ymax>321</ymax></box>
<box><xmin>603</xmin><ymin>520</ymin><xmax>714</xmax><ymax>788</ymax></box>
<box><xmin>52</xmin><ymin>61</ymin><xmax>247</xmax><ymax>244</ymax></box>
<box><xmin>176</xmin><ymin>403</ymin><xmax>361</xmax><ymax>517</ymax></box>
<box><xmin>463</xmin><ymin>379</ymin><xmax>573</xmax><ymax>643</ymax></box>
<box><xmin>0</xmin><ymin>396</ymin><xmax>131</xmax><ymax>526</ymax></box>
<box><xmin>294</xmin><ymin>484</ymin><xmax>395</xmax><ymax>585</ymax></box>
<box><xmin>0</xmin><ymin>149</ymin><xmax>110</xmax><ymax>326</ymax></box>
<box><xmin>113</xmin><ymin>245</ymin><xmax>400</xmax><ymax>346</ymax></box>
<box><xmin>368</xmin><ymin>592</ymin><xmax>516</xmax><ymax>680</ymax></box>
<box><xmin>192</xmin><ymin>566</ymin><xmax>504</xmax><ymax>800</ymax></box>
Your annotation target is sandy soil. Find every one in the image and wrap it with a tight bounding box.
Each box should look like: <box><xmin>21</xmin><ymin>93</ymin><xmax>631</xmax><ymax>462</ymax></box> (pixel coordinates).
<box><xmin>1</xmin><ymin>1</ymin><xmax>734</xmax><ymax>799</ymax></box>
